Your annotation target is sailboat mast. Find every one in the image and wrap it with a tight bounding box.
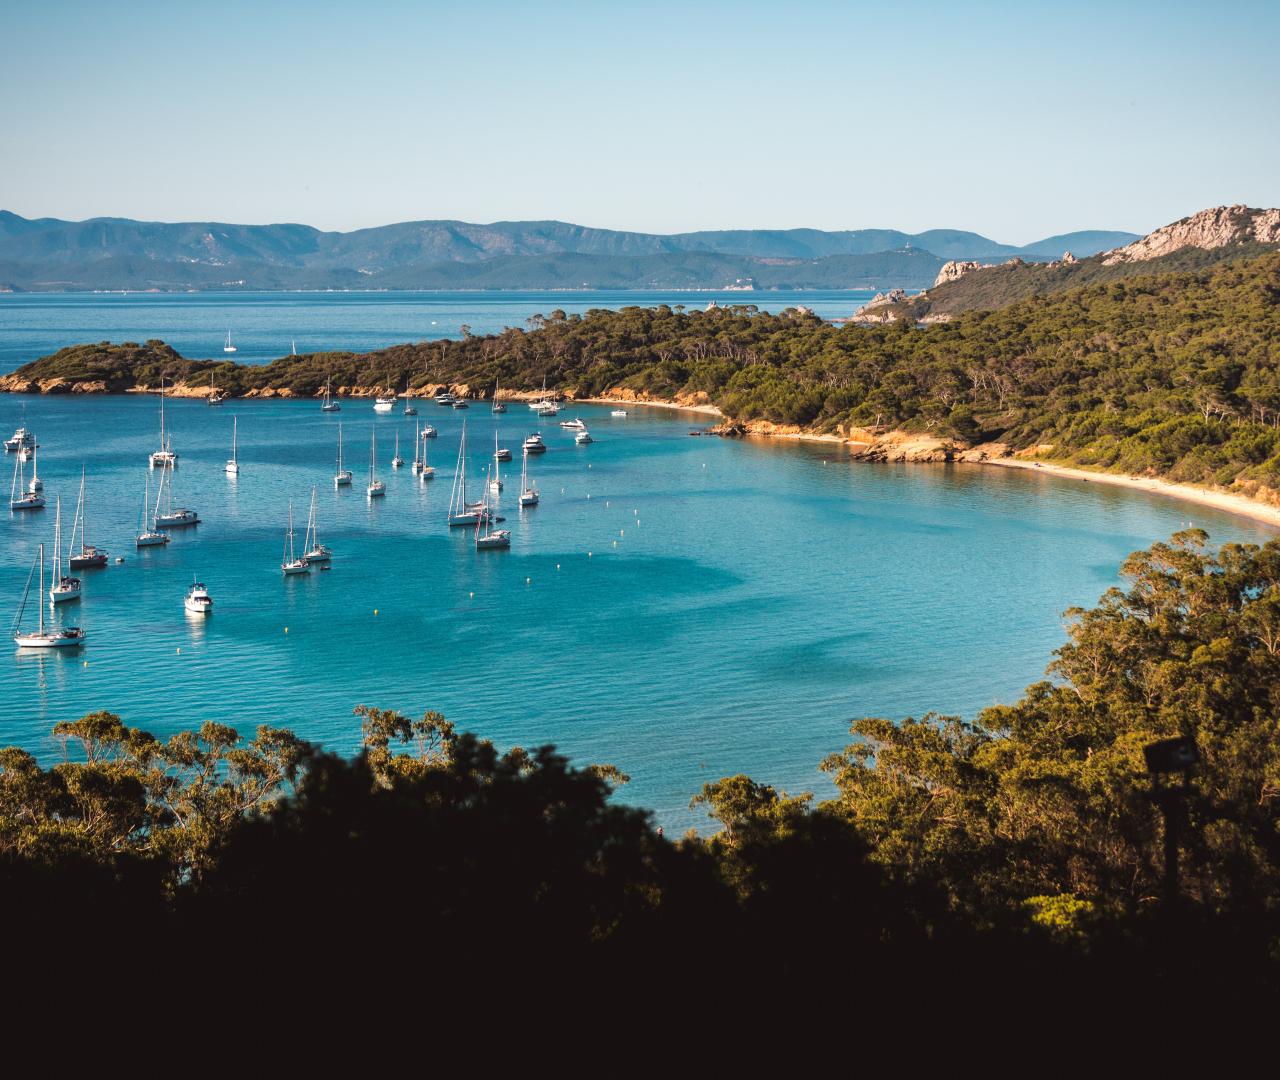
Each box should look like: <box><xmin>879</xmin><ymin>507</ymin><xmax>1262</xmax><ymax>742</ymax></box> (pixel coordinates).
<box><xmin>53</xmin><ymin>499</ymin><xmax>62</xmax><ymax>582</ymax></box>
<box><xmin>38</xmin><ymin>544</ymin><xmax>45</xmax><ymax>635</ymax></box>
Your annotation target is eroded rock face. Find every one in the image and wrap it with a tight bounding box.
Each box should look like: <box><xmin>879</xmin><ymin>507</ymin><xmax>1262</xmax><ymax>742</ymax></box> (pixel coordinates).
<box><xmin>1102</xmin><ymin>205</ymin><xmax>1280</xmax><ymax>265</ymax></box>
<box><xmin>933</xmin><ymin>260</ymin><xmax>988</xmax><ymax>287</ymax></box>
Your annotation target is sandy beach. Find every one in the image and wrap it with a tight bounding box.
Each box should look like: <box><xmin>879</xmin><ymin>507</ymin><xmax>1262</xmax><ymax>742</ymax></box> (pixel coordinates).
<box><xmin>578</xmin><ymin>396</ymin><xmax>724</xmax><ymax>417</ymax></box>
<box><xmin>981</xmin><ymin>457</ymin><xmax>1280</xmax><ymax>529</ymax></box>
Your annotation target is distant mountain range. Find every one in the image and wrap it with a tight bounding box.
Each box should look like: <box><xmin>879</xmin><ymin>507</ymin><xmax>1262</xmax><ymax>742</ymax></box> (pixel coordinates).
<box><xmin>0</xmin><ymin>211</ymin><xmax>1139</xmax><ymax>293</ymax></box>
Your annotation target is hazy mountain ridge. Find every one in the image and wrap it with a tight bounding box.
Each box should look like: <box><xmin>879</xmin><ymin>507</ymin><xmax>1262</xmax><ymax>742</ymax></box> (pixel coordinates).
<box><xmin>0</xmin><ymin>210</ymin><xmax>1136</xmax><ymax>292</ymax></box>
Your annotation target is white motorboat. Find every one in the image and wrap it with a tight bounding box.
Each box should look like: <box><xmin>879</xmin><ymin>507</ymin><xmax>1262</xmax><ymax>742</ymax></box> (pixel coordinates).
<box><xmin>494</xmin><ymin>447</ymin><xmax>512</xmax><ymax>462</ymax></box>
<box><xmin>523</xmin><ymin>433</ymin><xmax>547</xmax><ymax>454</ymax></box>
<box><xmin>135</xmin><ymin>471</ymin><xmax>170</xmax><ymax>548</ymax></box>
<box><xmin>575</xmin><ymin>430</ymin><xmax>594</xmax><ymax>445</ymax></box>
<box><xmin>611</xmin><ymin>409</ymin><xmax>628</xmax><ymax>417</ymax></box>
<box><xmin>49</xmin><ymin>499</ymin><xmax>82</xmax><ymax>604</ymax></box>
<box><xmin>435</xmin><ymin>392</ymin><xmax>456</xmax><ymax>406</ymax></box>
<box><xmin>367</xmin><ymin>428</ymin><xmax>385</xmax><ymax>497</ymax></box>
<box><xmin>335</xmin><ymin>422</ymin><xmax>353</xmax><ymax>487</ymax></box>
<box><xmin>67</xmin><ymin>468</ymin><xmax>109</xmax><ymax>568</ymax></box>
<box><xmin>9</xmin><ymin>448</ymin><xmax>45</xmax><ymax>510</ymax></box>
<box><xmin>223</xmin><ymin>330</ymin><xmax>237</xmax><ymax>354</ymax></box>
<box><xmin>4</xmin><ymin>425</ymin><xmax>35</xmax><ymax>453</ymax></box>
<box><xmin>322</xmin><ymin>375</ymin><xmax>341</xmax><ymax>412</ymax></box>
<box><xmin>13</xmin><ymin>544</ymin><xmax>85</xmax><ymax>648</ymax></box>
<box><xmin>374</xmin><ymin>395</ymin><xmax>396</xmax><ymax>413</ymax></box>
<box><xmin>421</xmin><ymin>425</ymin><xmax>438</xmax><ymax>439</ymax></box>
<box><xmin>281</xmin><ymin>501</ymin><xmax>310</xmax><ymax>575</ymax></box>
<box><xmin>452</xmin><ymin>398</ymin><xmax>470</xmax><ymax>410</ymax></box>
<box><xmin>560</xmin><ymin>418</ymin><xmax>586</xmax><ymax>430</ymax></box>
<box><xmin>303</xmin><ymin>487</ymin><xmax>332</xmax><ymax>563</ymax></box>
<box><xmin>518</xmin><ymin>449</ymin><xmax>539</xmax><ymax>508</ymax></box>
<box><xmin>184</xmin><ymin>580</ymin><xmax>213</xmax><ymax>615</ymax></box>
<box><xmin>225</xmin><ymin>415</ymin><xmax>240</xmax><ymax>476</ymax></box>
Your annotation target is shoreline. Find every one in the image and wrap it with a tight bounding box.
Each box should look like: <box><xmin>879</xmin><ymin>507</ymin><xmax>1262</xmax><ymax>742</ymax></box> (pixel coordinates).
<box><xmin>577</xmin><ymin>396</ymin><xmax>724</xmax><ymax>417</ymax></box>
<box><xmin>980</xmin><ymin>457</ymin><xmax>1280</xmax><ymax>529</ymax></box>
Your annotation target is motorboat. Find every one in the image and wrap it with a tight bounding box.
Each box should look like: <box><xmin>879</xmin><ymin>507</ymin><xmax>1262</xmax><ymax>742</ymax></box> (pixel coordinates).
<box><xmin>575</xmin><ymin>430</ymin><xmax>594</xmax><ymax>445</ymax></box>
<box><xmin>494</xmin><ymin>447</ymin><xmax>512</xmax><ymax>462</ymax></box>
<box><xmin>560</xmin><ymin>418</ymin><xmax>586</xmax><ymax>430</ymax></box>
<box><xmin>184</xmin><ymin>580</ymin><xmax>213</xmax><ymax>614</ymax></box>
<box><xmin>523</xmin><ymin>433</ymin><xmax>547</xmax><ymax>454</ymax></box>
<box><xmin>611</xmin><ymin>410</ymin><xmax>628</xmax><ymax>417</ymax></box>
<box><xmin>452</xmin><ymin>398</ymin><xmax>469</xmax><ymax>409</ymax></box>
<box><xmin>421</xmin><ymin>425</ymin><xmax>438</xmax><ymax>439</ymax></box>
<box><xmin>373</xmin><ymin>395</ymin><xmax>396</xmax><ymax>413</ymax></box>
<box><xmin>4</xmin><ymin>426</ymin><xmax>35</xmax><ymax>453</ymax></box>
<box><xmin>435</xmin><ymin>393</ymin><xmax>456</xmax><ymax>406</ymax></box>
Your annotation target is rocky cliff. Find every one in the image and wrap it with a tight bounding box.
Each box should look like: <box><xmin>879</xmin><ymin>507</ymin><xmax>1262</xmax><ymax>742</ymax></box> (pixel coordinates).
<box><xmin>1101</xmin><ymin>205</ymin><xmax>1280</xmax><ymax>265</ymax></box>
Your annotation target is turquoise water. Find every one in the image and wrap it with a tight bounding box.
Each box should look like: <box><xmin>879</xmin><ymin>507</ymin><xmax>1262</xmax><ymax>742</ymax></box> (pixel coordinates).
<box><xmin>1</xmin><ymin>393</ymin><xmax>1272</xmax><ymax>829</ymax></box>
<box><xmin>0</xmin><ymin>290</ymin><xmax>873</xmax><ymax>372</ymax></box>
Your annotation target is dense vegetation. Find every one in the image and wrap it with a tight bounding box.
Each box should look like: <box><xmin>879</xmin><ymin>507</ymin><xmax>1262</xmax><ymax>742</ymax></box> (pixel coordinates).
<box><xmin>12</xmin><ymin>252</ymin><xmax>1280</xmax><ymax>494</ymax></box>
<box><xmin>4</xmin><ymin>533</ymin><xmax>1280</xmax><ymax>1003</ymax></box>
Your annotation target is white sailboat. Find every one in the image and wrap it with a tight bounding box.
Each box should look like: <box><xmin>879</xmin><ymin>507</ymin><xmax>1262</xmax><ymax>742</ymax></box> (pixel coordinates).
<box><xmin>447</xmin><ymin>420</ymin><xmax>487</xmax><ymax>526</ymax></box>
<box><xmin>153</xmin><ymin>460</ymin><xmax>198</xmax><ymax>528</ymax></box>
<box><xmin>303</xmin><ymin>487</ymin><xmax>332</xmax><ymax>564</ymax></box>
<box><xmin>367</xmin><ymin>428</ymin><xmax>386</xmax><ymax>497</ymax></box>
<box><xmin>49</xmin><ymin>499</ymin><xmax>82</xmax><ymax>604</ymax></box>
<box><xmin>492</xmin><ymin>379</ymin><xmax>507</xmax><ymax>414</ymax></box>
<box><xmin>322</xmin><ymin>375</ymin><xmax>341</xmax><ymax>412</ymax></box>
<box><xmin>518</xmin><ymin>449</ymin><xmax>539</xmax><ymax>507</ymax></box>
<box><xmin>136</xmin><ymin>471</ymin><xmax>170</xmax><ymax>547</ymax></box>
<box><xmin>207</xmin><ymin>369</ymin><xmax>227</xmax><ymax>405</ymax></box>
<box><xmin>67</xmin><ymin>467</ymin><xmax>108</xmax><ymax>568</ymax></box>
<box><xmin>418</xmin><ymin>423</ymin><xmax>435</xmax><ymax>481</ymax></box>
<box><xmin>184</xmin><ymin>579</ymin><xmax>213</xmax><ymax>614</ymax></box>
<box><xmin>9</xmin><ymin>446</ymin><xmax>44</xmax><ymax>510</ymax></box>
<box><xmin>12</xmin><ymin>544</ymin><xmax>85</xmax><ymax>648</ymax></box>
<box><xmin>281</xmin><ymin>501</ymin><xmax>310</xmax><ymax>575</ymax></box>
<box><xmin>489</xmin><ymin>431</ymin><xmax>504</xmax><ymax>493</ymax></box>
<box><xmin>391</xmin><ymin>431</ymin><xmax>404</xmax><ymax>469</ymax></box>
<box><xmin>27</xmin><ymin>444</ymin><xmax>42</xmax><ymax>492</ymax></box>
<box><xmin>225</xmin><ymin>415</ymin><xmax>240</xmax><ymax>476</ymax></box>
<box><xmin>149</xmin><ymin>380</ymin><xmax>178</xmax><ymax>468</ymax></box>
<box><xmin>475</xmin><ymin>468</ymin><xmax>511</xmax><ymax>550</ymax></box>
<box><xmin>224</xmin><ymin>330</ymin><xmax>237</xmax><ymax>354</ymax></box>
<box><xmin>334</xmin><ymin>422</ymin><xmax>353</xmax><ymax>487</ymax></box>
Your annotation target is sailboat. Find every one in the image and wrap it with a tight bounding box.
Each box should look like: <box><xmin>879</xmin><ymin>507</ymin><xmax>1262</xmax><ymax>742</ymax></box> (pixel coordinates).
<box><xmin>281</xmin><ymin>501</ymin><xmax>310</xmax><ymax>575</ymax></box>
<box><xmin>367</xmin><ymin>429</ymin><xmax>386</xmax><ymax>498</ymax></box>
<box><xmin>27</xmin><ymin>444</ymin><xmax>42</xmax><ymax>492</ymax></box>
<box><xmin>149</xmin><ymin>380</ymin><xmax>178</xmax><ymax>468</ymax></box>
<box><xmin>207</xmin><ymin>369</ymin><xmax>227</xmax><ymax>405</ymax></box>
<box><xmin>225</xmin><ymin>416</ymin><xmax>240</xmax><ymax>476</ymax></box>
<box><xmin>474</xmin><ymin>468</ymin><xmax>511</xmax><ymax>550</ymax></box>
<box><xmin>67</xmin><ymin>468</ymin><xmax>108</xmax><ymax>568</ymax></box>
<box><xmin>303</xmin><ymin>487</ymin><xmax>331</xmax><ymax>564</ymax></box>
<box><xmin>322</xmin><ymin>375</ymin><xmax>341</xmax><ymax>412</ymax></box>
<box><xmin>9</xmin><ymin>447</ymin><xmax>44</xmax><ymax>510</ymax></box>
<box><xmin>136</xmin><ymin>472</ymin><xmax>170</xmax><ymax>547</ymax></box>
<box><xmin>391</xmin><ymin>431</ymin><xmax>405</xmax><ymax>469</ymax></box>
<box><xmin>492</xmin><ymin>379</ymin><xmax>507</xmax><ymax>414</ymax></box>
<box><xmin>49</xmin><ymin>499</ymin><xmax>82</xmax><ymax>604</ymax></box>
<box><xmin>531</xmin><ymin>376</ymin><xmax>558</xmax><ymax>415</ymax></box>
<box><xmin>153</xmin><ymin>460</ymin><xmax>198</xmax><ymax>528</ymax></box>
<box><xmin>12</xmin><ymin>544</ymin><xmax>85</xmax><ymax>648</ymax></box>
<box><xmin>518</xmin><ymin>449</ymin><xmax>539</xmax><ymax>507</ymax></box>
<box><xmin>447</xmin><ymin>420</ymin><xmax>487</xmax><ymax>526</ymax></box>
<box><xmin>489</xmin><ymin>431</ymin><xmax>504</xmax><ymax>493</ymax></box>
<box><xmin>334</xmin><ymin>422</ymin><xmax>353</xmax><ymax>487</ymax></box>
<box><xmin>418</xmin><ymin>423</ymin><xmax>435</xmax><ymax>481</ymax></box>
<box><xmin>223</xmin><ymin>330</ymin><xmax>237</xmax><ymax>354</ymax></box>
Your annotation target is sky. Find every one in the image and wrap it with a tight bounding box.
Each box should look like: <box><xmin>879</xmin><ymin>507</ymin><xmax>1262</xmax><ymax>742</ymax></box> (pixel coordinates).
<box><xmin>2</xmin><ymin>0</ymin><xmax>1278</xmax><ymax>243</ymax></box>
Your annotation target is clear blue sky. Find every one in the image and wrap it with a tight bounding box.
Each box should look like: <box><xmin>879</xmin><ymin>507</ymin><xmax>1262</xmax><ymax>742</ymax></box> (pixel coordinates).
<box><xmin>3</xmin><ymin>0</ymin><xmax>1277</xmax><ymax>242</ymax></box>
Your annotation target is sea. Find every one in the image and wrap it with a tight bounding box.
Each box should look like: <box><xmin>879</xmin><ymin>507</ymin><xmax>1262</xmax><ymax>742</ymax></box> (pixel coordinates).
<box><xmin>0</xmin><ymin>293</ymin><xmax>1273</xmax><ymax>830</ymax></box>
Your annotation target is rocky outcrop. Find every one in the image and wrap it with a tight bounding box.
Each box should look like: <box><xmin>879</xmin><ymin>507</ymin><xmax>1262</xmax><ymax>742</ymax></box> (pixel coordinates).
<box><xmin>1102</xmin><ymin>205</ymin><xmax>1280</xmax><ymax>265</ymax></box>
<box><xmin>0</xmin><ymin>375</ymin><xmax>109</xmax><ymax>394</ymax></box>
<box><xmin>933</xmin><ymin>260</ymin><xmax>988</xmax><ymax>287</ymax></box>
<box><xmin>850</xmin><ymin>289</ymin><xmax>909</xmax><ymax>323</ymax></box>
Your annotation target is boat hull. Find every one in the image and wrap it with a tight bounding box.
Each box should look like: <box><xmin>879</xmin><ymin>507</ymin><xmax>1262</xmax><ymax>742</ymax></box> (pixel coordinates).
<box><xmin>68</xmin><ymin>550</ymin><xmax>109</xmax><ymax>569</ymax></box>
<box><xmin>14</xmin><ymin>630</ymin><xmax>85</xmax><ymax>648</ymax></box>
